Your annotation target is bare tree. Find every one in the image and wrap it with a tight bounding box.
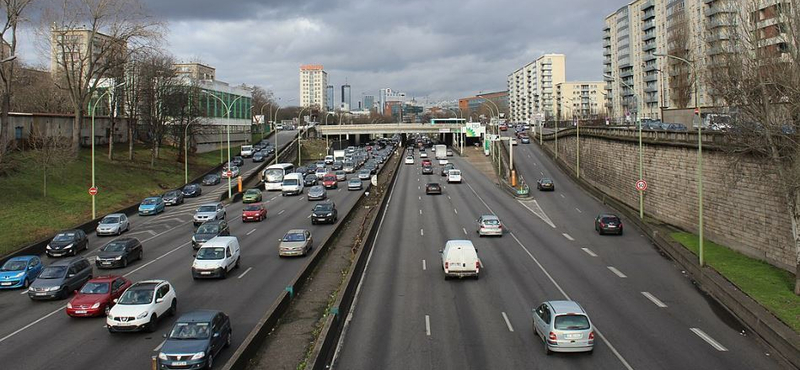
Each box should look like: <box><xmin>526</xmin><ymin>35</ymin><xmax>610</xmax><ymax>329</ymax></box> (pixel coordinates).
<box><xmin>707</xmin><ymin>1</ymin><xmax>800</xmax><ymax>294</ymax></box>
<box><xmin>167</xmin><ymin>78</ymin><xmax>204</xmax><ymax>164</ymax></box>
<box><xmin>11</xmin><ymin>65</ymin><xmax>72</xmax><ymax>113</ymax></box>
<box><xmin>0</xmin><ymin>0</ymin><xmax>35</xmax><ymax>166</ymax></box>
<box><xmin>44</xmin><ymin>0</ymin><xmax>161</xmax><ymax>157</ymax></box>
<box><xmin>666</xmin><ymin>5</ymin><xmax>694</xmax><ymax>109</ymax></box>
<box><xmin>122</xmin><ymin>51</ymin><xmax>144</xmax><ymax>161</ymax></box>
<box><xmin>138</xmin><ymin>52</ymin><xmax>178</xmax><ymax>167</ymax></box>
<box><xmin>27</xmin><ymin>125</ymin><xmax>71</xmax><ymax>197</ymax></box>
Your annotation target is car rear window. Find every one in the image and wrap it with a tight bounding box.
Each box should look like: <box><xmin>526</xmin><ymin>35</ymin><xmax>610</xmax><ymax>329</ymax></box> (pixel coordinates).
<box><xmin>601</xmin><ymin>217</ymin><xmax>619</xmax><ymax>223</ymax></box>
<box><xmin>243</xmin><ymin>205</ymin><xmax>262</xmax><ymax>211</ymax></box>
<box><xmin>483</xmin><ymin>219</ymin><xmax>500</xmax><ymax>225</ymax></box>
<box><xmin>284</xmin><ymin>233</ymin><xmax>306</xmax><ymax>242</ymax></box>
<box><xmin>554</xmin><ymin>314</ymin><xmax>590</xmax><ymax>330</ymax></box>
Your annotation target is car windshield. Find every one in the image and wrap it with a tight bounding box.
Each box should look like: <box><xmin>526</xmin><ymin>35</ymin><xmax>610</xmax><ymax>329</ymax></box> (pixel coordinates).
<box><xmin>39</xmin><ymin>266</ymin><xmax>67</xmax><ymax>279</ymax></box>
<box><xmin>324</xmin><ymin>175</ymin><xmax>336</xmax><ymax>181</ymax></box>
<box><xmin>164</xmin><ymin>191</ymin><xmax>179</xmax><ymax>197</ymax></box>
<box><xmin>542</xmin><ymin>179</ymin><xmax>552</xmax><ymax>184</ymax></box>
<box><xmin>554</xmin><ymin>314</ymin><xmax>591</xmax><ymax>330</ymax></box>
<box><xmin>204</xmin><ymin>175</ymin><xmax>217</xmax><ymax>181</ymax></box>
<box><xmin>360</xmin><ymin>170</ymin><xmax>370</xmax><ymax>174</ymax></box>
<box><xmin>1</xmin><ymin>260</ymin><xmax>27</xmax><ymax>271</ymax></box>
<box><xmin>283</xmin><ymin>233</ymin><xmax>306</xmax><ymax>242</ymax></box>
<box><xmin>79</xmin><ymin>282</ymin><xmax>110</xmax><ymax>294</ymax></box>
<box><xmin>196</xmin><ymin>224</ymin><xmax>219</xmax><ymax>234</ymax></box>
<box><xmin>283</xmin><ymin>179</ymin><xmax>298</xmax><ymax>186</ymax></box>
<box><xmin>118</xmin><ymin>289</ymin><xmax>154</xmax><ymax>305</ymax></box>
<box><xmin>185</xmin><ymin>185</ymin><xmax>198</xmax><ymax>190</ymax></box>
<box><xmin>311</xmin><ymin>186</ymin><xmax>324</xmax><ymax>192</ymax></box>
<box><xmin>102</xmin><ymin>242</ymin><xmax>127</xmax><ymax>252</ymax></box>
<box><xmin>198</xmin><ymin>206</ymin><xmax>217</xmax><ymax>212</ymax></box>
<box><xmin>315</xmin><ymin>204</ymin><xmax>333</xmax><ymax>212</ymax></box>
<box><xmin>483</xmin><ymin>219</ymin><xmax>500</xmax><ymax>226</ymax></box>
<box><xmin>53</xmin><ymin>233</ymin><xmax>75</xmax><ymax>242</ymax></box>
<box><xmin>196</xmin><ymin>247</ymin><xmax>225</xmax><ymax>260</ymax></box>
<box><xmin>141</xmin><ymin>198</ymin><xmax>158</xmax><ymax>205</ymax></box>
<box><xmin>246</xmin><ymin>190</ymin><xmax>260</xmax><ymax>195</ymax></box>
<box><xmin>169</xmin><ymin>322</ymin><xmax>212</xmax><ymax>340</ymax></box>
<box><xmin>243</xmin><ymin>205</ymin><xmax>262</xmax><ymax>211</ymax></box>
<box><xmin>265</xmin><ymin>169</ymin><xmax>284</xmax><ymax>182</ymax></box>
<box><xmin>335</xmin><ymin>171</ymin><xmax>345</xmax><ymax>175</ymax></box>
<box><xmin>100</xmin><ymin>217</ymin><xmax>120</xmax><ymax>224</ymax></box>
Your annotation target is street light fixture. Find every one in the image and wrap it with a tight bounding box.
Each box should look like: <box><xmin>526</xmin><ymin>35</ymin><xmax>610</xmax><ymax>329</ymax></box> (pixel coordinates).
<box><xmin>89</xmin><ymin>81</ymin><xmax>126</xmax><ymax>219</ymax></box>
<box><xmin>202</xmin><ymin>90</ymin><xmax>244</xmax><ymax>199</ymax></box>
<box><xmin>272</xmin><ymin>98</ymin><xmax>296</xmax><ymax>165</ymax></box>
<box><xmin>605</xmin><ymin>72</ymin><xmax>644</xmax><ymax>221</ymax></box>
<box><xmin>654</xmin><ymin>52</ymin><xmax>704</xmax><ymax>267</ymax></box>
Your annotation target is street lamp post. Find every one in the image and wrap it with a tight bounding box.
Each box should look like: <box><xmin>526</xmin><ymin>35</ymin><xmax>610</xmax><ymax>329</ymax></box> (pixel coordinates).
<box><xmin>202</xmin><ymin>91</ymin><xmax>244</xmax><ymax>199</ymax></box>
<box><xmin>297</xmin><ymin>107</ymin><xmax>308</xmax><ymax>165</ymax></box>
<box><xmin>89</xmin><ymin>81</ymin><xmax>125</xmax><ymax>219</ymax></box>
<box><xmin>605</xmin><ymin>73</ymin><xmax>644</xmax><ymax>220</ymax></box>
<box><xmin>272</xmin><ymin>98</ymin><xmax>296</xmax><ymax>165</ymax></box>
<box><xmin>324</xmin><ymin>112</ymin><xmax>335</xmax><ymax>153</ymax></box>
<box><xmin>184</xmin><ymin>119</ymin><xmax>197</xmax><ymax>184</ymax></box>
<box><xmin>654</xmin><ymin>52</ymin><xmax>703</xmax><ymax>266</ymax></box>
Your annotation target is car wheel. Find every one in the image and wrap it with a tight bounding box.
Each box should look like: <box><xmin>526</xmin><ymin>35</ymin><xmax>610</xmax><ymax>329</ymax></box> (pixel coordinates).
<box><xmin>122</xmin><ymin>258</ymin><xmax>128</xmax><ymax>268</ymax></box>
<box><xmin>221</xmin><ymin>267</ymin><xmax>227</xmax><ymax>279</ymax></box>
<box><xmin>117</xmin><ymin>228</ymin><xmax>121</xmax><ymax>236</ymax></box>
<box><xmin>108</xmin><ymin>326</ymin><xmax>115</xmax><ymax>334</ymax></box>
<box><xmin>169</xmin><ymin>299</ymin><xmax>177</xmax><ymax>316</ymax></box>
<box><xmin>312</xmin><ymin>220</ymin><xmax>317</xmax><ymax>225</ymax></box>
<box><xmin>138</xmin><ymin>250</ymin><xmax>143</xmax><ymax>261</ymax></box>
<box><xmin>224</xmin><ymin>330</ymin><xmax>232</xmax><ymax>348</ymax></box>
<box><xmin>146</xmin><ymin>314</ymin><xmax>157</xmax><ymax>333</ymax></box>
<box><xmin>544</xmin><ymin>335</ymin><xmax>553</xmax><ymax>356</ymax></box>
<box><xmin>22</xmin><ymin>278</ymin><xmax>29</xmax><ymax>289</ymax></box>
<box><xmin>104</xmin><ymin>305</ymin><xmax>110</xmax><ymax>316</ymax></box>
<box><xmin>206</xmin><ymin>354</ymin><xmax>214</xmax><ymax>369</ymax></box>
<box><xmin>126</xmin><ymin>224</ymin><xmax>130</xmax><ymax>232</ymax></box>
<box><xmin>235</xmin><ymin>257</ymin><xmax>240</xmax><ymax>269</ymax></box>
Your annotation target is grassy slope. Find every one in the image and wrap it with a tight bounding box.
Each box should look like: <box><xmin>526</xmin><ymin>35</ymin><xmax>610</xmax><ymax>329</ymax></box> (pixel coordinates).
<box><xmin>671</xmin><ymin>232</ymin><xmax>800</xmax><ymax>332</ymax></box>
<box><xmin>0</xmin><ymin>145</ymin><xmax>220</xmax><ymax>256</ymax></box>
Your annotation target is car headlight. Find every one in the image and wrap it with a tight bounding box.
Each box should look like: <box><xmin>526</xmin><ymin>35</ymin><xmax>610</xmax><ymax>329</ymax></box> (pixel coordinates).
<box><xmin>136</xmin><ymin>311</ymin><xmax>149</xmax><ymax>319</ymax></box>
<box><xmin>192</xmin><ymin>236</ymin><xmax>196</xmax><ymax>242</ymax></box>
<box><xmin>326</xmin><ymin>213</ymin><xmax>333</xmax><ymax>216</ymax></box>
<box><xmin>190</xmin><ymin>352</ymin><xmax>205</xmax><ymax>360</ymax></box>
<box><xmin>115</xmin><ymin>256</ymin><xmax>123</xmax><ymax>260</ymax></box>
<box><xmin>91</xmin><ymin>302</ymin><xmax>101</xmax><ymax>309</ymax></box>
<box><xmin>64</xmin><ymin>243</ymin><xmax>74</xmax><ymax>249</ymax></box>
<box><xmin>46</xmin><ymin>244</ymin><xmax>52</xmax><ymax>250</ymax></box>
<box><xmin>67</xmin><ymin>302</ymin><xmax>73</xmax><ymax>309</ymax></box>
<box><xmin>158</xmin><ymin>352</ymin><xmax>168</xmax><ymax>360</ymax></box>
<box><xmin>46</xmin><ymin>286</ymin><xmax>60</xmax><ymax>292</ymax></box>
<box><xmin>13</xmin><ymin>272</ymin><xmax>24</xmax><ymax>278</ymax></box>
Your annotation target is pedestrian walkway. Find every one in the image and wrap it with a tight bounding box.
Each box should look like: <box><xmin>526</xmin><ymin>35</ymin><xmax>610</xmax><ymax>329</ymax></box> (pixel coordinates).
<box><xmin>461</xmin><ymin>145</ymin><xmax>498</xmax><ymax>184</ymax></box>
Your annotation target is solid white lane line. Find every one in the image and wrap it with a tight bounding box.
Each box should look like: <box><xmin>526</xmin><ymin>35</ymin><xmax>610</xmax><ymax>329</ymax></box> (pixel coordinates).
<box><xmin>454</xmin><ymin>209</ymin><xmax>458</xmax><ymax>214</ymax></box>
<box><xmin>581</xmin><ymin>248</ymin><xmax>598</xmax><ymax>257</ymax></box>
<box><xmin>419</xmin><ymin>209</ymin><xmax>422</xmax><ymax>215</ymax></box>
<box><xmin>420</xmin><ymin>229</ymin><xmax>424</xmax><ymax>236</ymax></box>
<box><xmin>501</xmin><ymin>312</ymin><xmax>515</xmax><ymax>332</ymax></box>
<box><xmin>299</xmin><ymin>197</ymin><xmax>305</xmax><ymax>201</ymax></box>
<box><xmin>237</xmin><ymin>267</ymin><xmax>253</xmax><ymax>279</ymax></box>
<box><xmin>153</xmin><ymin>340</ymin><xmax>166</xmax><ymax>352</ymax></box>
<box><xmin>576</xmin><ymin>208</ymin><xmax>582</xmax><ymax>213</ymax></box>
<box><xmin>562</xmin><ymin>233</ymin><xmax>574</xmax><ymax>241</ymax></box>
<box><xmin>425</xmin><ymin>315</ymin><xmax>431</xmax><ymax>336</ymax></box>
<box><xmin>278</xmin><ymin>209</ymin><xmax>285</xmax><ymax>215</ymax></box>
<box><xmin>607</xmin><ymin>266</ymin><xmax>628</xmax><ymax>278</ymax></box>
<box><xmin>422</xmin><ymin>260</ymin><xmax>427</xmax><ymax>270</ymax></box>
<box><xmin>641</xmin><ymin>292</ymin><xmax>667</xmax><ymax>308</ymax></box>
<box><xmin>247</xmin><ymin>228</ymin><xmax>257</xmax><ymax>235</ymax></box>
<box><xmin>560</xmin><ymin>194</ymin><xmax>565</xmax><ymax>198</ymax></box>
<box><xmin>690</xmin><ymin>328</ymin><xmax>728</xmax><ymax>351</ymax></box>
<box><xmin>463</xmin><ymin>228</ymin><xmax>467</xmax><ymax>235</ymax></box>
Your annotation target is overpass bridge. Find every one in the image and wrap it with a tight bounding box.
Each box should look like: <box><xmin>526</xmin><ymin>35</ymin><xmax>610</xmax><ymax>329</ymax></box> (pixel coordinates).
<box><xmin>316</xmin><ymin>123</ymin><xmax>464</xmax><ymax>135</ymax></box>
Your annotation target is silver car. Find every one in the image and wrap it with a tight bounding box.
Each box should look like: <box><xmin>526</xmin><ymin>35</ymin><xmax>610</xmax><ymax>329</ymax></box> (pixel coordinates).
<box><xmin>96</xmin><ymin>213</ymin><xmax>130</xmax><ymax>236</ymax></box>
<box><xmin>278</xmin><ymin>229</ymin><xmax>313</xmax><ymax>257</ymax></box>
<box><xmin>358</xmin><ymin>169</ymin><xmax>371</xmax><ymax>180</ymax></box>
<box><xmin>476</xmin><ymin>215</ymin><xmax>503</xmax><ymax>237</ymax></box>
<box><xmin>533</xmin><ymin>300</ymin><xmax>595</xmax><ymax>355</ymax></box>
<box><xmin>335</xmin><ymin>170</ymin><xmax>347</xmax><ymax>182</ymax></box>
<box><xmin>307</xmin><ymin>185</ymin><xmax>327</xmax><ymax>201</ymax></box>
<box><xmin>193</xmin><ymin>203</ymin><xmax>226</xmax><ymax>226</ymax></box>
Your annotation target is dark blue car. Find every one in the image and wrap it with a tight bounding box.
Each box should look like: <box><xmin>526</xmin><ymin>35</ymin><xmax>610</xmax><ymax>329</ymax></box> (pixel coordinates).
<box><xmin>157</xmin><ymin>310</ymin><xmax>232</xmax><ymax>369</ymax></box>
<box><xmin>0</xmin><ymin>255</ymin><xmax>43</xmax><ymax>289</ymax></box>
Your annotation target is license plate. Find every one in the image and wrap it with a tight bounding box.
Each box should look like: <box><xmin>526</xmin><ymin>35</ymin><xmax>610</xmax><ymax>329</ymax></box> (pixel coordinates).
<box><xmin>102</xmin><ymin>262</ymin><xmax>112</xmax><ymax>265</ymax></box>
<box><xmin>75</xmin><ymin>310</ymin><xmax>87</xmax><ymax>314</ymax></box>
<box><xmin>565</xmin><ymin>333</ymin><xmax>582</xmax><ymax>339</ymax></box>
<box><xmin>35</xmin><ymin>292</ymin><xmax>47</xmax><ymax>296</ymax></box>
<box><xmin>608</xmin><ymin>225</ymin><xmax>616</xmax><ymax>228</ymax></box>
<box><xmin>201</xmin><ymin>271</ymin><xmax>211</xmax><ymax>275</ymax></box>
<box><xmin>173</xmin><ymin>362</ymin><xmax>187</xmax><ymax>366</ymax></box>
<box><xmin>1</xmin><ymin>282</ymin><xmax>12</xmax><ymax>286</ymax></box>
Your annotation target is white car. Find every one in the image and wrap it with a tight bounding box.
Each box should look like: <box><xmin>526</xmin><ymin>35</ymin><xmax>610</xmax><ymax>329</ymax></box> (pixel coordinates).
<box><xmin>440</xmin><ymin>240</ymin><xmax>481</xmax><ymax>280</ymax></box>
<box><xmin>240</xmin><ymin>145</ymin><xmax>254</xmax><ymax>158</ymax></box>
<box><xmin>324</xmin><ymin>155</ymin><xmax>334</xmax><ymax>164</ymax></box>
<box><xmin>404</xmin><ymin>156</ymin><xmax>414</xmax><ymax>165</ymax></box>
<box><xmin>192</xmin><ymin>236</ymin><xmax>241</xmax><ymax>279</ymax></box>
<box><xmin>448</xmin><ymin>169</ymin><xmax>462</xmax><ymax>183</ymax></box>
<box><xmin>420</xmin><ymin>152</ymin><xmax>428</xmax><ymax>158</ymax></box>
<box><xmin>107</xmin><ymin>280</ymin><xmax>177</xmax><ymax>333</ymax></box>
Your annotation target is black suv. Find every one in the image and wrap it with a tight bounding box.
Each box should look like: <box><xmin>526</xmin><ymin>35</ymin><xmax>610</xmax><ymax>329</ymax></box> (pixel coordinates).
<box><xmin>203</xmin><ymin>174</ymin><xmax>221</xmax><ymax>186</ymax></box>
<box><xmin>192</xmin><ymin>220</ymin><xmax>230</xmax><ymax>249</ymax></box>
<box><xmin>96</xmin><ymin>238</ymin><xmax>144</xmax><ymax>268</ymax></box>
<box><xmin>157</xmin><ymin>310</ymin><xmax>232</xmax><ymax>370</ymax></box>
<box><xmin>311</xmin><ymin>202</ymin><xmax>338</xmax><ymax>225</ymax></box>
<box><xmin>425</xmin><ymin>183</ymin><xmax>442</xmax><ymax>195</ymax></box>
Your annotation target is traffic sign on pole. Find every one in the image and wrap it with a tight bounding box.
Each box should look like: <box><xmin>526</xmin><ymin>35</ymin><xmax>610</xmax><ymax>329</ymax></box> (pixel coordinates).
<box><xmin>88</xmin><ymin>187</ymin><xmax>98</xmax><ymax>196</ymax></box>
<box><xmin>635</xmin><ymin>179</ymin><xmax>648</xmax><ymax>192</ymax></box>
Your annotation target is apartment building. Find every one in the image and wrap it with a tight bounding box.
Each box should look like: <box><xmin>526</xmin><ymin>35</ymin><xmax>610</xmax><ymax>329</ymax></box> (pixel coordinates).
<box><xmin>175</xmin><ymin>62</ymin><xmax>216</xmax><ymax>81</ymax></box>
<box><xmin>507</xmin><ymin>54</ymin><xmax>566</xmax><ymax>122</ymax></box>
<box><xmin>603</xmin><ymin>0</ymin><xmax>790</xmax><ymax>122</ymax></box>
<box><xmin>50</xmin><ymin>28</ymin><xmax>126</xmax><ymax>77</ymax></box>
<box><xmin>299</xmin><ymin>64</ymin><xmax>328</xmax><ymax>110</ymax></box>
<box><xmin>555</xmin><ymin>82</ymin><xmax>605</xmax><ymax>121</ymax></box>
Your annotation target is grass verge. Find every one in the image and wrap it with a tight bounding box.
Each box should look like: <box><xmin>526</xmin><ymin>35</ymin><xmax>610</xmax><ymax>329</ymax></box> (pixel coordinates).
<box><xmin>671</xmin><ymin>232</ymin><xmax>800</xmax><ymax>332</ymax></box>
<box><xmin>0</xmin><ymin>145</ymin><xmax>220</xmax><ymax>256</ymax></box>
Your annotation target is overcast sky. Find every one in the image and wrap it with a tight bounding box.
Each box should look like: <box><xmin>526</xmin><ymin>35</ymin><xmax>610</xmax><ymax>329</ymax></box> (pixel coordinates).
<box><xmin>19</xmin><ymin>0</ymin><xmax>622</xmax><ymax>104</ymax></box>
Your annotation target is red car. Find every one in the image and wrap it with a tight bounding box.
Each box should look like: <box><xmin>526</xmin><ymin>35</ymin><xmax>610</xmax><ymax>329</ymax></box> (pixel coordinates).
<box><xmin>242</xmin><ymin>203</ymin><xmax>267</xmax><ymax>222</ymax></box>
<box><xmin>322</xmin><ymin>174</ymin><xmax>338</xmax><ymax>189</ymax></box>
<box><xmin>499</xmin><ymin>123</ymin><xmax>508</xmax><ymax>131</ymax></box>
<box><xmin>421</xmin><ymin>159</ymin><xmax>432</xmax><ymax>167</ymax></box>
<box><xmin>66</xmin><ymin>275</ymin><xmax>131</xmax><ymax>317</ymax></box>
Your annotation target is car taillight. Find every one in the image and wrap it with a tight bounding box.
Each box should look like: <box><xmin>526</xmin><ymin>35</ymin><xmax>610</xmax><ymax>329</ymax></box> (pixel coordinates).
<box><xmin>549</xmin><ymin>332</ymin><xmax>558</xmax><ymax>341</ymax></box>
<box><xmin>588</xmin><ymin>331</ymin><xmax>595</xmax><ymax>340</ymax></box>
<box><xmin>475</xmin><ymin>261</ymin><xmax>480</xmax><ymax>270</ymax></box>
<box><xmin>444</xmin><ymin>262</ymin><xmax>449</xmax><ymax>269</ymax></box>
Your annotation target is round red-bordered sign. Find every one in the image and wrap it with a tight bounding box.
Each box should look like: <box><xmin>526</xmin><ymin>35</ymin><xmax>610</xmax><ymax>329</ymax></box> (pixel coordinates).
<box><xmin>88</xmin><ymin>187</ymin><xmax>98</xmax><ymax>196</ymax></box>
<box><xmin>635</xmin><ymin>179</ymin><xmax>648</xmax><ymax>192</ymax></box>
<box><xmin>226</xmin><ymin>171</ymin><xmax>233</xmax><ymax>177</ymax></box>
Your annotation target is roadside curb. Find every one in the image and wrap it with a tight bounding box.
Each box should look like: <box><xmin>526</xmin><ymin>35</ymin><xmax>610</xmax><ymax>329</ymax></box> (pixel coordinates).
<box><xmin>535</xmin><ymin>140</ymin><xmax>800</xmax><ymax>368</ymax></box>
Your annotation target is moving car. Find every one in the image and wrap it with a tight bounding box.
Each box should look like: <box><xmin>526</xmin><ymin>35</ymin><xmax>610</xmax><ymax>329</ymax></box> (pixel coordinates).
<box><xmin>106</xmin><ymin>280</ymin><xmax>177</xmax><ymax>333</ymax></box>
<box><xmin>231</xmin><ymin>156</ymin><xmax>244</xmax><ymax>167</ymax></box>
<box><xmin>182</xmin><ymin>183</ymin><xmax>202</xmax><ymax>197</ymax></box>
<box><xmin>96</xmin><ymin>213</ymin><xmax>130</xmax><ymax>236</ymax></box>
<box><xmin>446</xmin><ymin>149</ymin><xmax>453</xmax><ymax>156</ymax></box>
<box><xmin>420</xmin><ymin>152</ymin><xmax>428</xmax><ymax>158</ymax></box>
<box><xmin>242</xmin><ymin>203</ymin><xmax>267</xmax><ymax>222</ymax></box>
<box><xmin>157</xmin><ymin>310</ymin><xmax>232</xmax><ymax>370</ymax></box>
<box><xmin>96</xmin><ymin>238</ymin><xmax>143</xmax><ymax>268</ymax></box>
<box><xmin>332</xmin><ymin>161</ymin><xmax>343</xmax><ymax>171</ymax></box>
<box><xmin>307</xmin><ymin>185</ymin><xmax>327</xmax><ymax>201</ymax></box>
<box><xmin>240</xmin><ymin>145</ymin><xmax>253</xmax><ymax>158</ymax></box>
<box><xmin>221</xmin><ymin>166</ymin><xmax>240</xmax><ymax>178</ymax></box>
<box><xmin>202</xmin><ymin>174</ymin><xmax>221</xmax><ymax>186</ymax></box>
<box><xmin>422</xmin><ymin>165</ymin><xmax>434</xmax><ymax>175</ymax></box>
<box><xmin>511</xmin><ymin>138</ymin><xmax>518</xmax><ymax>146</ymax></box>
<box><xmin>192</xmin><ymin>236</ymin><xmax>241</xmax><ymax>279</ymax></box>
<box><xmin>324</xmin><ymin>155</ymin><xmax>334</xmax><ymax>164</ymax></box>
<box><xmin>343</xmin><ymin>162</ymin><xmax>356</xmax><ymax>173</ymax></box>
<box><xmin>242</xmin><ymin>188</ymin><xmax>263</xmax><ymax>203</ymax></box>
<box><xmin>0</xmin><ymin>255</ymin><xmax>43</xmax><ymax>289</ymax></box>
<box><xmin>253</xmin><ymin>152</ymin><xmax>266</xmax><ymax>162</ymax></box>
<box><xmin>46</xmin><ymin>229</ymin><xmax>89</xmax><ymax>257</ymax></box>
<box><xmin>537</xmin><ymin>178</ymin><xmax>555</xmax><ymax>191</ymax></box>
<box><xmin>425</xmin><ymin>182</ymin><xmax>442</xmax><ymax>195</ymax></box>
<box><xmin>66</xmin><ymin>275</ymin><xmax>132</xmax><ymax>317</ymax></box>
<box><xmin>315</xmin><ymin>167</ymin><xmax>328</xmax><ymax>178</ymax></box>
<box><xmin>533</xmin><ymin>300</ymin><xmax>595</xmax><ymax>354</ymax></box>
<box><xmin>595</xmin><ymin>214</ymin><xmax>624</xmax><ymax>235</ymax></box>
<box><xmin>347</xmin><ymin>178</ymin><xmax>363</xmax><ymax>191</ymax></box>
<box><xmin>477</xmin><ymin>215</ymin><xmax>503</xmax><ymax>237</ymax></box>
<box><xmin>162</xmin><ymin>190</ymin><xmax>184</xmax><ymax>206</ymax></box>
<box><xmin>28</xmin><ymin>257</ymin><xmax>92</xmax><ymax>300</ymax></box>
<box><xmin>421</xmin><ymin>159</ymin><xmax>432</xmax><ymax>167</ymax></box>
<box><xmin>303</xmin><ymin>174</ymin><xmax>319</xmax><ymax>187</ymax></box>
<box><xmin>311</xmin><ymin>202</ymin><xmax>337</xmax><ymax>224</ymax></box>
<box><xmin>448</xmin><ymin>169</ymin><xmax>462</xmax><ymax>183</ymax></box>
<box><xmin>279</xmin><ymin>229</ymin><xmax>313</xmax><ymax>257</ymax></box>
<box><xmin>358</xmin><ymin>169</ymin><xmax>371</xmax><ymax>180</ymax></box>
<box><xmin>322</xmin><ymin>173</ymin><xmax>338</xmax><ymax>189</ymax></box>
<box><xmin>441</xmin><ymin>163</ymin><xmax>455</xmax><ymax>176</ymax></box>
<box><xmin>192</xmin><ymin>220</ymin><xmax>230</xmax><ymax>249</ymax></box>
<box><xmin>335</xmin><ymin>170</ymin><xmax>347</xmax><ymax>182</ymax></box>
<box><xmin>193</xmin><ymin>203</ymin><xmax>226</xmax><ymax>226</ymax></box>
<box><xmin>281</xmin><ymin>173</ymin><xmax>304</xmax><ymax>196</ymax></box>
<box><xmin>404</xmin><ymin>156</ymin><xmax>414</xmax><ymax>165</ymax></box>
<box><xmin>440</xmin><ymin>240</ymin><xmax>480</xmax><ymax>280</ymax></box>
<box><xmin>520</xmin><ymin>136</ymin><xmax>531</xmax><ymax>144</ymax></box>
<box><xmin>138</xmin><ymin>196</ymin><xmax>166</xmax><ymax>216</ymax></box>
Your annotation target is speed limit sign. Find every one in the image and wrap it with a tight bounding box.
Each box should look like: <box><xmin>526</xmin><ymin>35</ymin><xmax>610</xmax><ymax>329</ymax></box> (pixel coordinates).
<box><xmin>635</xmin><ymin>179</ymin><xmax>648</xmax><ymax>192</ymax></box>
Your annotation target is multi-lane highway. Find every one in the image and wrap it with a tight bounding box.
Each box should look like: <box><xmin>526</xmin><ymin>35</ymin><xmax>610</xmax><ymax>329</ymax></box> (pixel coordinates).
<box><xmin>333</xmin><ymin>142</ymin><xmax>782</xmax><ymax>369</ymax></box>
<box><xmin>0</xmin><ymin>130</ymin><xmax>388</xmax><ymax>370</ymax></box>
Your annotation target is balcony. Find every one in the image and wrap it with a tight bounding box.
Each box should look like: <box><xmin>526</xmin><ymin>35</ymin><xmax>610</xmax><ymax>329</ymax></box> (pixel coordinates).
<box><xmin>707</xmin><ymin>32</ymin><xmax>731</xmax><ymax>42</ymax></box>
<box><xmin>643</xmin><ymin>53</ymin><xmax>656</xmax><ymax>62</ymax></box>
<box><xmin>643</xmin><ymin>30</ymin><xmax>656</xmax><ymax>41</ymax></box>
<box><xmin>603</xmin><ymin>39</ymin><xmax>611</xmax><ymax>48</ymax></box>
<box><xmin>705</xmin><ymin>5</ymin><xmax>735</xmax><ymax>17</ymax></box>
<box><xmin>644</xmin><ymin>73</ymin><xmax>658</xmax><ymax>82</ymax></box>
<box><xmin>643</xmin><ymin>42</ymin><xmax>656</xmax><ymax>52</ymax></box>
<box><xmin>604</xmin><ymin>49</ymin><xmax>612</xmax><ymax>57</ymax></box>
<box><xmin>709</xmin><ymin>18</ymin><xmax>735</xmax><ymax>29</ymax></box>
<box><xmin>642</xmin><ymin>8</ymin><xmax>655</xmax><ymax>20</ymax></box>
<box><xmin>643</xmin><ymin>19</ymin><xmax>656</xmax><ymax>31</ymax></box>
<box><xmin>620</xmin><ymin>69</ymin><xmax>633</xmax><ymax>78</ymax></box>
<box><xmin>645</xmin><ymin>94</ymin><xmax>660</xmax><ymax>103</ymax></box>
<box><xmin>640</xmin><ymin>0</ymin><xmax>654</xmax><ymax>10</ymax></box>
<box><xmin>644</xmin><ymin>85</ymin><xmax>659</xmax><ymax>93</ymax></box>
<box><xmin>644</xmin><ymin>63</ymin><xmax>657</xmax><ymax>72</ymax></box>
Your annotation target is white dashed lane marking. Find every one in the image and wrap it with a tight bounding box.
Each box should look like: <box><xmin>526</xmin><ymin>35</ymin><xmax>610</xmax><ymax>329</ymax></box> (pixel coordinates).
<box><xmin>607</xmin><ymin>266</ymin><xmax>627</xmax><ymax>278</ymax></box>
<box><xmin>581</xmin><ymin>248</ymin><xmax>597</xmax><ymax>257</ymax></box>
<box><xmin>562</xmin><ymin>233</ymin><xmax>574</xmax><ymax>241</ymax></box>
<box><xmin>690</xmin><ymin>328</ymin><xmax>728</xmax><ymax>351</ymax></box>
<box><xmin>641</xmin><ymin>292</ymin><xmax>668</xmax><ymax>308</ymax></box>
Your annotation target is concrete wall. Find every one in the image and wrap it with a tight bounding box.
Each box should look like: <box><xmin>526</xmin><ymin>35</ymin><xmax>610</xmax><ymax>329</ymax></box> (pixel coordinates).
<box><xmin>541</xmin><ymin>127</ymin><xmax>794</xmax><ymax>271</ymax></box>
<box><xmin>4</xmin><ymin>113</ymin><xmax>129</xmax><ymax>146</ymax></box>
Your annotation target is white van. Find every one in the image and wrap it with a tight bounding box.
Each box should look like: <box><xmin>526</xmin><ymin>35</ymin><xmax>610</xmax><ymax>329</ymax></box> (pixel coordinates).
<box><xmin>281</xmin><ymin>173</ymin><xmax>304</xmax><ymax>196</ymax></box>
<box><xmin>440</xmin><ymin>240</ymin><xmax>481</xmax><ymax>280</ymax></box>
<box><xmin>448</xmin><ymin>169</ymin><xmax>462</xmax><ymax>183</ymax></box>
<box><xmin>240</xmin><ymin>145</ymin><xmax>254</xmax><ymax>158</ymax></box>
<box><xmin>191</xmin><ymin>236</ymin><xmax>241</xmax><ymax>279</ymax></box>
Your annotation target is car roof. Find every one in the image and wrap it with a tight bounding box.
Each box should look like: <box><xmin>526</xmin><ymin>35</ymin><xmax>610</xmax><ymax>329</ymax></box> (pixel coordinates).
<box><xmin>599</xmin><ymin>213</ymin><xmax>619</xmax><ymax>218</ymax></box>
<box><xmin>48</xmin><ymin>257</ymin><xmax>87</xmax><ymax>266</ymax></box>
<box><xmin>176</xmin><ymin>309</ymin><xmax>223</xmax><ymax>323</ymax></box>
<box><xmin>129</xmin><ymin>281</ymin><xmax>161</xmax><ymax>290</ymax></box>
<box><xmin>202</xmin><ymin>236</ymin><xmax>237</xmax><ymax>246</ymax></box>
<box><xmin>7</xmin><ymin>255</ymin><xmax>37</xmax><ymax>262</ymax></box>
<box><xmin>104</xmin><ymin>213</ymin><xmax>126</xmax><ymax>217</ymax></box>
<box><xmin>286</xmin><ymin>229</ymin><xmax>308</xmax><ymax>234</ymax></box>
<box><xmin>546</xmin><ymin>300</ymin><xmax>587</xmax><ymax>314</ymax></box>
<box><xmin>445</xmin><ymin>240</ymin><xmax>475</xmax><ymax>248</ymax></box>
<box><xmin>144</xmin><ymin>196</ymin><xmax>161</xmax><ymax>200</ymax></box>
<box><xmin>200</xmin><ymin>202</ymin><xmax>221</xmax><ymax>207</ymax></box>
<box><xmin>481</xmin><ymin>215</ymin><xmax>499</xmax><ymax>220</ymax></box>
<box><xmin>89</xmin><ymin>275</ymin><xmax>124</xmax><ymax>283</ymax></box>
